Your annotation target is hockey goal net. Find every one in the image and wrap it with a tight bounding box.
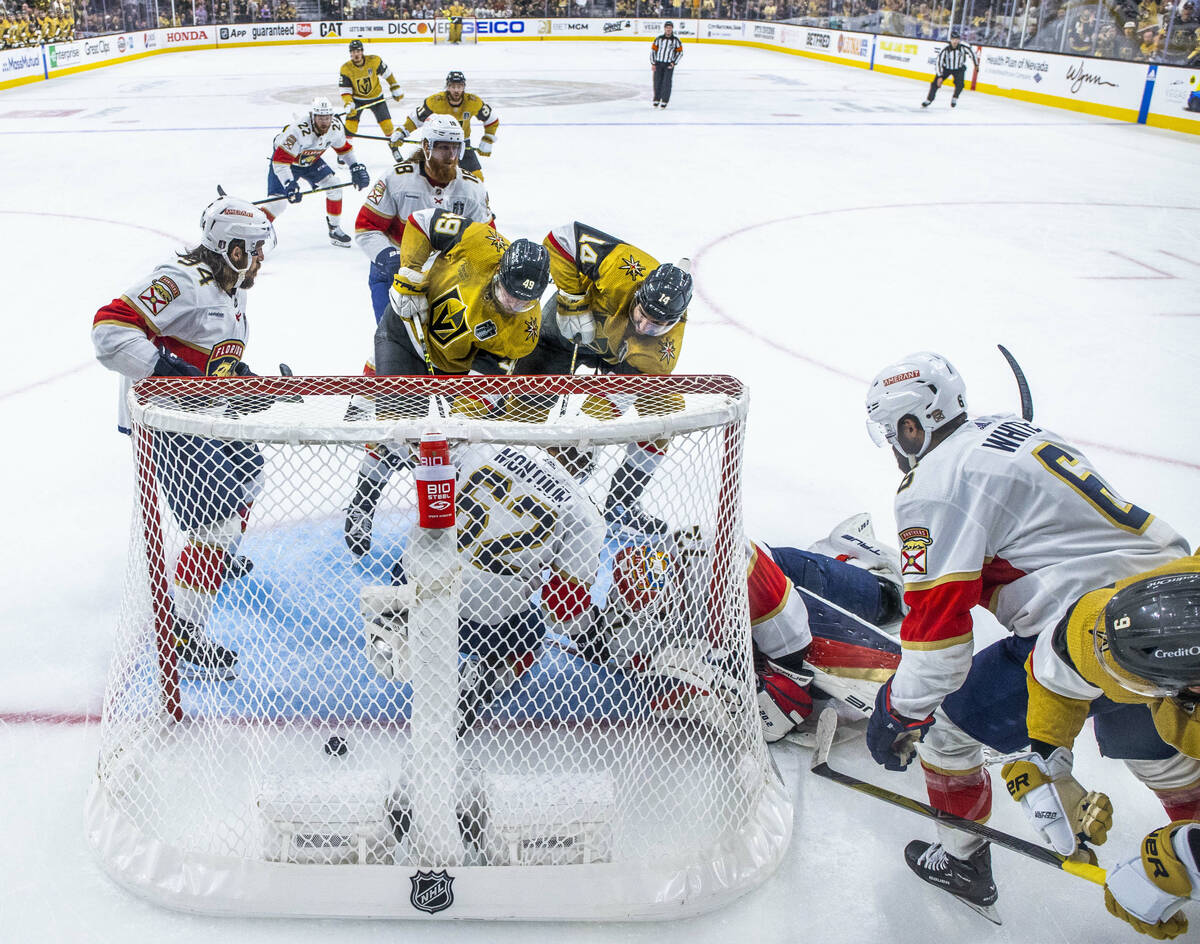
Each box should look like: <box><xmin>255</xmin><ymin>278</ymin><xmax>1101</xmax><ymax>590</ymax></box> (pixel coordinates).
<box><xmin>432</xmin><ymin>15</ymin><xmax>478</xmax><ymax>43</ymax></box>
<box><xmin>86</xmin><ymin>374</ymin><xmax>790</xmax><ymax>920</ymax></box>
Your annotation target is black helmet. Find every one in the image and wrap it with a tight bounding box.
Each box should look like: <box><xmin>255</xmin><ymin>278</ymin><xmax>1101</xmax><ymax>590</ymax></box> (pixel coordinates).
<box><xmin>497</xmin><ymin>239</ymin><xmax>550</xmax><ymax>303</ymax></box>
<box><xmin>446</xmin><ymin>70</ymin><xmax>466</xmax><ymax>85</ymax></box>
<box><xmin>1097</xmin><ymin>572</ymin><xmax>1200</xmax><ymax>698</ymax></box>
<box><xmin>633</xmin><ymin>263</ymin><xmax>692</xmax><ymax>326</ymax></box>
<box><xmin>348</xmin><ymin>39</ymin><xmax>364</xmax><ymax>53</ymax></box>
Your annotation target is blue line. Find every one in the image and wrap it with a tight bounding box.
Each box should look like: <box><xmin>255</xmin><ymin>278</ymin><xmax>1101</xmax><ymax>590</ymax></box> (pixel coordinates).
<box><xmin>0</xmin><ymin>120</ymin><xmax>1100</xmax><ymax>134</ymax></box>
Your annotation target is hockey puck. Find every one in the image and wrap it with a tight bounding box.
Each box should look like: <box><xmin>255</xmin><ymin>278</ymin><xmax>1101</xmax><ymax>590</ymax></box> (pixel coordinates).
<box><xmin>324</xmin><ymin>735</ymin><xmax>348</xmax><ymax>757</ymax></box>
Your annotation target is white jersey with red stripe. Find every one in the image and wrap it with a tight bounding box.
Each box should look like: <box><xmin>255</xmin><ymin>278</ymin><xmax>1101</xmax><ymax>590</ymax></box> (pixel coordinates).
<box><xmin>92</xmin><ymin>257</ymin><xmax>248</xmax><ymax>431</ymax></box>
<box><xmin>270</xmin><ymin>116</ymin><xmax>355</xmax><ymax>180</ymax></box>
<box><xmin>425</xmin><ymin>443</ymin><xmax>604</xmax><ymax>630</ymax></box>
<box><xmin>354</xmin><ymin>160</ymin><xmax>491</xmax><ymax>259</ymax></box>
<box><xmin>889</xmin><ymin>413</ymin><xmax>1189</xmax><ymax>719</ymax></box>
<box><xmin>746</xmin><ymin>541</ymin><xmax>813</xmax><ymax>659</ymax></box>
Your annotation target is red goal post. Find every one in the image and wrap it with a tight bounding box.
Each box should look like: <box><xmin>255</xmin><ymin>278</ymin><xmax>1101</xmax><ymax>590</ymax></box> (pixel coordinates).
<box><xmin>86</xmin><ymin>373</ymin><xmax>790</xmax><ymax>921</ymax></box>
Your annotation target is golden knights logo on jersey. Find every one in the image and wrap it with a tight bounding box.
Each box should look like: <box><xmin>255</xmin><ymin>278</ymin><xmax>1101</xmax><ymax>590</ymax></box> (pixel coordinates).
<box><xmin>429</xmin><ymin>287</ymin><xmax>469</xmax><ymax>345</ymax></box>
<box><xmin>206</xmin><ymin>339</ymin><xmax>246</xmax><ymax>376</ymax></box>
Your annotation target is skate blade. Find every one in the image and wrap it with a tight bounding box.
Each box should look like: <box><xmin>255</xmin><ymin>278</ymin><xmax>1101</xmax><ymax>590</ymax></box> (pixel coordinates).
<box><xmin>954</xmin><ymin>896</ymin><xmax>1002</xmax><ymax>926</ymax></box>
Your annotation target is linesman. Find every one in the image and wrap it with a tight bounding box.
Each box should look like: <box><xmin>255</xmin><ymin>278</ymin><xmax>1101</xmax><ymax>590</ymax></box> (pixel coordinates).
<box><xmin>650</xmin><ymin>21</ymin><xmax>684</xmax><ymax>109</ymax></box>
<box><xmin>923</xmin><ymin>33</ymin><xmax>977</xmax><ymax>108</ymax></box>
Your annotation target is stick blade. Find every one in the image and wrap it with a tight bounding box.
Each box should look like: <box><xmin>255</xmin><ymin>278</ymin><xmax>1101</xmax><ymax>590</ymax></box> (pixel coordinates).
<box><xmin>811</xmin><ymin>707</ymin><xmax>838</xmax><ymax>770</ymax></box>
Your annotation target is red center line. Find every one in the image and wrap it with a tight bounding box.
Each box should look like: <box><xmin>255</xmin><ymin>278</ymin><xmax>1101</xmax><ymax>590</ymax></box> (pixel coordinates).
<box><xmin>692</xmin><ymin>201</ymin><xmax>1200</xmax><ymax>473</ymax></box>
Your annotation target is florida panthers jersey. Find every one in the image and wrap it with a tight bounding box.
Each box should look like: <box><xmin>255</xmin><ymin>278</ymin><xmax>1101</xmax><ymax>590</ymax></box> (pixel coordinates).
<box><xmin>355</xmin><ymin>160</ymin><xmax>491</xmax><ymax>259</ymax></box>
<box><xmin>92</xmin><ymin>257</ymin><xmax>249</xmax><ymax>432</ymax></box>
<box><xmin>270</xmin><ymin>116</ymin><xmax>355</xmax><ymax>180</ymax></box>
<box><xmin>889</xmin><ymin>413</ymin><xmax>1189</xmax><ymax>719</ymax></box>
<box><xmin>416</xmin><ymin>443</ymin><xmax>604</xmax><ymax>629</ymax></box>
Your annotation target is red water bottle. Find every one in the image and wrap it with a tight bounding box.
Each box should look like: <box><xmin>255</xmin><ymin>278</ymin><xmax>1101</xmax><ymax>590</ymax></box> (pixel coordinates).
<box><xmin>415</xmin><ymin>432</ymin><xmax>455</xmax><ymax>529</ymax></box>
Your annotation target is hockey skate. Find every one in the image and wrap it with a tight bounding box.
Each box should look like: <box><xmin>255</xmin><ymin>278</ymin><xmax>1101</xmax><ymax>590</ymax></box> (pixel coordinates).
<box><xmin>951</xmin><ymin>98</ymin><xmax>959</xmax><ymax>108</ymax></box>
<box><xmin>344</xmin><ymin>475</ymin><xmax>383</xmax><ymax>556</ymax></box>
<box><xmin>921</xmin><ymin>99</ymin><xmax>932</xmax><ymax>107</ymax></box>
<box><xmin>328</xmin><ymin>221</ymin><xmax>351</xmax><ymax>248</ymax></box>
<box><xmin>172</xmin><ymin>617</ymin><xmax>238</xmax><ymax>681</ymax></box>
<box><xmin>904</xmin><ymin>840</ymin><xmax>1000</xmax><ymax>924</ymax></box>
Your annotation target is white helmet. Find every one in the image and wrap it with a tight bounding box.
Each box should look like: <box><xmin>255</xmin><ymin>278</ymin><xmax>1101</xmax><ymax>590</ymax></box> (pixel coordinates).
<box><xmin>865</xmin><ymin>351</ymin><xmax>966</xmax><ymax>464</ymax></box>
<box><xmin>421</xmin><ymin>114</ymin><xmax>466</xmax><ymax>160</ymax></box>
<box><xmin>199</xmin><ymin>196</ymin><xmax>276</xmax><ymax>283</ymax></box>
<box><xmin>309</xmin><ymin>96</ymin><xmax>336</xmax><ymax>124</ymax></box>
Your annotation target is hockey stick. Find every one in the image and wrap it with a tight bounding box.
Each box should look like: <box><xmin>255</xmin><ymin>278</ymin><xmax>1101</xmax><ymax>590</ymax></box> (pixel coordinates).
<box><xmin>997</xmin><ymin>344</ymin><xmax>1034</xmax><ymax>422</ymax></box>
<box><xmin>216</xmin><ymin>181</ymin><xmax>357</xmax><ymax>207</ymax></box>
<box><xmin>339</xmin><ymin>95</ymin><xmax>385</xmax><ymax>119</ymax></box>
<box><xmin>808</xmin><ymin>708</ymin><xmax>1107</xmax><ymax>886</ymax></box>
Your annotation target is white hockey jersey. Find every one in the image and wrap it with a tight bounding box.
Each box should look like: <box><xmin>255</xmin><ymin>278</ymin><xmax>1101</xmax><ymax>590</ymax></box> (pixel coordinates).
<box><xmin>354</xmin><ymin>160</ymin><xmax>491</xmax><ymax>258</ymax></box>
<box><xmin>92</xmin><ymin>257</ymin><xmax>249</xmax><ymax>432</ymax></box>
<box><xmin>270</xmin><ymin>116</ymin><xmax>355</xmax><ymax>180</ymax></box>
<box><xmin>889</xmin><ymin>413</ymin><xmax>1189</xmax><ymax>719</ymax></box>
<box><xmin>405</xmin><ymin>444</ymin><xmax>604</xmax><ymax>630</ymax></box>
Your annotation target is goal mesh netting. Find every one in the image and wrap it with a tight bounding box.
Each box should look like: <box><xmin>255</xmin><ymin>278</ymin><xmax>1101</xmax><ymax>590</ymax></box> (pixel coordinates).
<box><xmin>86</xmin><ymin>374</ymin><xmax>791</xmax><ymax>920</ymax></box>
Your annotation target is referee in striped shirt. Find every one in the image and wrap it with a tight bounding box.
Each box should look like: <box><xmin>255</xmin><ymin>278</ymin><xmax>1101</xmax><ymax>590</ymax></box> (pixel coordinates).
<box><xmin>922</xmin><ymin>33</ymin><xmax>978</xmax><ymax>108</ymax></box>
<box><xmin>650</xmin><ymin>21</ymin><xmax>684</xmax><ymax>109</ymax></box>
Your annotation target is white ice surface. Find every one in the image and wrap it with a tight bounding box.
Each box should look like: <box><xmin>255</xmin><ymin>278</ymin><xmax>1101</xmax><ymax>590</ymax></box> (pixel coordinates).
<box><xmin>1</xmin><ymin>38</ymin><xmax>1199</xmax><ymax>942</ymax></box>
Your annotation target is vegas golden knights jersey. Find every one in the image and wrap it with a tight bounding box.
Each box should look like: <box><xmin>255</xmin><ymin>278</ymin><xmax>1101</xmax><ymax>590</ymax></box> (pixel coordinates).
<box><xmin>544</xmin><ymin>221</ymin><xmax>686</xmax><ymax>375</ymax></box>
<box><xmin>404</xmin><ymin>91</ymin><xmax>498</xmax><ymax>143</ymax></box>
<box><xmin>339</xmin><ymin>54</ymin><xmax>398</xmax><ymax>103</ymax></box>
<box><xmin>392</xmin><ymin>208</ymin><xmax>540</xmax><ymax>374</ymax></box>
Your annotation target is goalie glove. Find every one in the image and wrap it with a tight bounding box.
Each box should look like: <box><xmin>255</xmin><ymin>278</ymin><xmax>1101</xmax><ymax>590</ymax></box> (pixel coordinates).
<box><xmin>644</xmin><ymin>642</ymin><xmax>746</xmax><ymax>734</ymax></box>
<box><xmin>1104</xmin><ymin>821</ymin><xmax>1200</xmax><ymax>940</ymax></box>
<box><xmin>1002</xmin><ymin>747</ymin><xmax>1113</xmax><ymax>855</ymax></box>
<box><xmin>554</xmin><ymin>291</ymin><xmax>595</xmax><ymax>346</ymax></box>
<box><xmin>756</xmin><ymin>656</ymin><xmax>814</xmax><ymax>743</ymax></box>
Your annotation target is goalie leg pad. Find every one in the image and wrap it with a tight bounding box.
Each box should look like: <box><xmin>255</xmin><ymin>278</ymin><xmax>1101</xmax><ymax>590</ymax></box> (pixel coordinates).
<box><xmin>361</xmin><ymin>584</ymin><xmax>414</xmax><ymax>681</ymax></box>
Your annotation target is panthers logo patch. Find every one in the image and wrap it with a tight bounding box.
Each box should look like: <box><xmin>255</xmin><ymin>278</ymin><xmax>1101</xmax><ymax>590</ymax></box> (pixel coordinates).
<box><xmin>899</xmin><ymin>527</ymin><xmax>932</xmax><ymax>576</ymax></box>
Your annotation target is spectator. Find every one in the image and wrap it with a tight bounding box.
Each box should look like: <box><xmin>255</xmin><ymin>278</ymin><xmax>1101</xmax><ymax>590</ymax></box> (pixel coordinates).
<box><xmin>1187</xmin><ymin>25</ymin><xmax>1200</xmax><ymax>60</ymax></box>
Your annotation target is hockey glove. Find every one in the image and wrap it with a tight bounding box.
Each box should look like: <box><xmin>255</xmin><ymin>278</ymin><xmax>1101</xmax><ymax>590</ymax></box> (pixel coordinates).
<box><xmin>152</xmin><ymin>349</ymin><xmax>202</xmax><ymax>377</ymax></box>
<box><xmin>350</xmin><ymin>162</ymin><xmax>370</xmax><ymax>190</ymax></box>
<box><xmin>392</xmin><ymin>291</ymin><xmax>429</xmax><ymax>325</ymax></box>
<box><xmin>1003</xmin><ymin>747</ymin><xmax>1113</xmax><ymax>855</ymax></box>
<box><xmin>1104</xmin><ymin>821</ymin><xmax>1200</xmax><ymax>940</ymax></box>
<box><xmin>373</xmin><ymin>247</ymin><xmax>402</xmax><ymax>282</ymax></box>
<box><xmin>477</xmin><ymin>137</ymin><xmax>494</xmax><ymax>157</ymax></box>
<box><xmin>282</xmin><ymin>178</ymin><xmax>302</xmax><ymax>204</ymax></box>
<box><xmin>866</xmin><ymin>677</ymin><xmax>933</xmax><ymax>771</ymax></box>
<box><xmin>390</xmin><ymin>88</ymin><xmax>404</xmax><ymax>103</ymax></box>
<box><xmin>756</xmin><ymin>657</ymin><xmax>814</xmax><ymax>743</ymax></box>
<box><xmin>555</xmin><ymin>291</ymin><xmax>595</xmax><ymax>346</ymax></box>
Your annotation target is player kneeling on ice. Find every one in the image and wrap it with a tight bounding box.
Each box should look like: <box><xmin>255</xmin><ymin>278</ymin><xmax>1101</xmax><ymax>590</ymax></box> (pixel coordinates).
<box><xmin>360</xmin><ymin>441</ymin><xmax>605</xmax><ymax>730</ymax></box>
<box><xmin>516</xmin><ymin>222</ymin><xmax>692</xmax><ymax>538</ymax></box>
<box><xmin>568</xmin><ymin>514</ymin><xmax>905</xmax><ymax>742</ymax></box>
<box><xmin>342</xmin><ymin>208</ymin><xmax>550</xmax><ymax>558</ymax></box>
<box><xmin>92</xmin><ymin>196</ymin><xmax>280</xmax><ymax>679</ymax></box>
<box><xmin>265</xmin><ymin>97</ymin><xmax>370</xmax><ymax>247</ymax></box>
<box><xmin>861</xmin><ymin>351</ymin><xmax>1188</xmax><ymax>922</ymax></box>
<box><xmin>1005</xmin><ymin>558</ymin><xmax>1200</xmax><ymax>940</ymax></box>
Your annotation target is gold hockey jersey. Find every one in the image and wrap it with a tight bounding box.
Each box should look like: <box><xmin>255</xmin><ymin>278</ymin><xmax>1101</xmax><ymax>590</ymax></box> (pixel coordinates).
<box><xmin>339</xmin><ymin>54</ymin><xmax>400</xmax><ymax>102</ymax></box>
<box><xmin>543</xmin><ymin>221</ymin><xmax>686</xmax><ymax>374</ymax></box>
<box><xmin>392</xmin><ymin>208</ymin><xmax>540</xmax><ymax>373</ymax></box>
<box><xmin>404</xmin><ymin>91</ymin><xmax>498</xmax><ymax>144</ymax></box>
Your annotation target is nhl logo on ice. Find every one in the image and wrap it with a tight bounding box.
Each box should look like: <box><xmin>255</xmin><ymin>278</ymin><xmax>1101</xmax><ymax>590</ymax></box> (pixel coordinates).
<box><xmin>409</xmin><ymin>869</ymin><xmax>455</xmax><ymax>914</ymax></box>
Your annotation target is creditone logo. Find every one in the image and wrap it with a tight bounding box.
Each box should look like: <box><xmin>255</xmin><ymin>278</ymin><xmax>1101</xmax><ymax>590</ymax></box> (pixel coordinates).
<box><xmin>1154</xmin><ymin>646</ymin><xmax>1200</xmax><ymax>658</ymax></box>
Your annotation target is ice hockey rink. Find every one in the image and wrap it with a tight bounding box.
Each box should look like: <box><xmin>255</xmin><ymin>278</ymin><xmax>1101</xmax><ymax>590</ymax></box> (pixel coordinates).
<box><xmin>2</xmin><ymin>33</ymin><xmax>1199</xmax><ymax>942</ymax></box>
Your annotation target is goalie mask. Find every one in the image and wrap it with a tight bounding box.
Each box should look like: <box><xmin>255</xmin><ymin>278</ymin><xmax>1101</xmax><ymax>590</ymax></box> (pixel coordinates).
<box><xmin>199</xmin><ymin>196</ymin><xmax>276</xmax><ymax>286</ymax></box>
<box><xmin>1095</xmin><ymin>572</ymin><xmax>1200</xmax><ymax>700</ymax></box>
<box><xmin>865</xmin><ymin>351</ymin><xmax>966</xmax><ymax>468</ymax></box>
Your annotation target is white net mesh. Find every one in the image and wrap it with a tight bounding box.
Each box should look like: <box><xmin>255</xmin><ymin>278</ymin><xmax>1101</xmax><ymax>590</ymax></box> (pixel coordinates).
<box><xmin>87</xmin><ymin>374</ymin><xmax>791</xmax><ymax>920</ymax></box>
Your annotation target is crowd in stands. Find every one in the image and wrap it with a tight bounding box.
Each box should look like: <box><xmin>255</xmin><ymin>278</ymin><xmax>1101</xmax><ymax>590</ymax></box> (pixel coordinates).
<box><xmin>5</xmin><ymin>0</ymin><xmax>1198</xmax><ymax>65</ymax></box>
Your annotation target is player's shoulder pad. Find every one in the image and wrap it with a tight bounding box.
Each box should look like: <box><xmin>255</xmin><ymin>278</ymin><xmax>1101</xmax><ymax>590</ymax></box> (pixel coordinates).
<box><xmin>133</xmin><ymin>258</ymin><xmax>201</xmax><ymax>318</ymax></box>
<box><xmin>571</xmin><ymin>221</ymin><xmax>624</xmax><ymax>279</ymax></box>
<box><xmin>422</xmin><ymin>208</ymin><xmax>470</xmax><ymax>252</ymax></box>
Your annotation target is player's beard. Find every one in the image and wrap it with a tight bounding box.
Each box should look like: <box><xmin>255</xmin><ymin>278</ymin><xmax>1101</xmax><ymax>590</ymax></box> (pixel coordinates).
<box><xmin>240</xmin><ymin>258</ymin><xmax>263</xmax><ymax>289</ymax></box>
<box><xmin>426</xmin><ymin>156</ymin><xmax>457</xmax><ymax>186</ymax></box>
